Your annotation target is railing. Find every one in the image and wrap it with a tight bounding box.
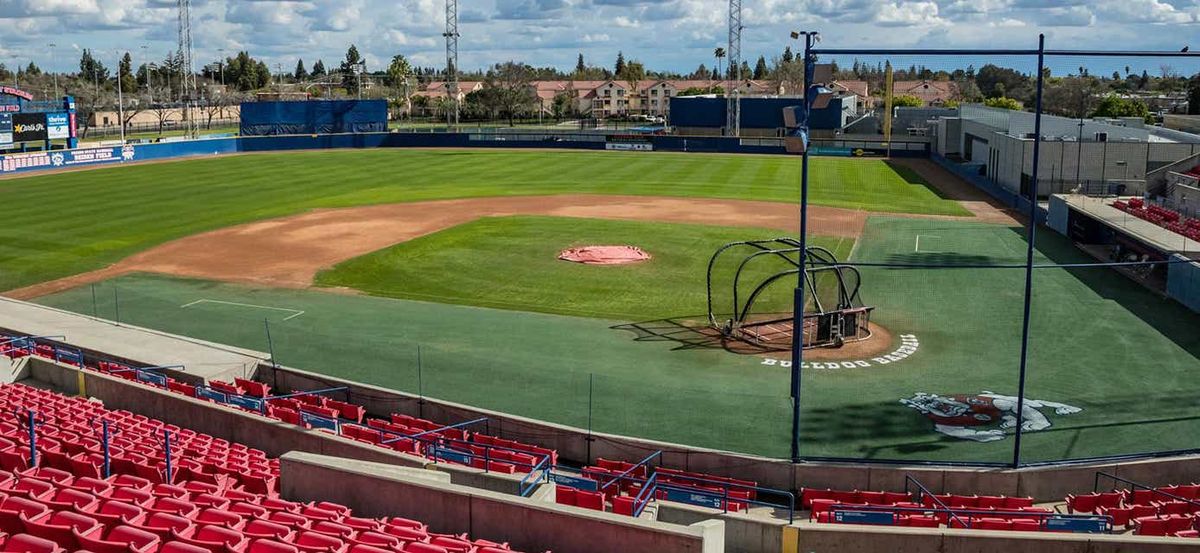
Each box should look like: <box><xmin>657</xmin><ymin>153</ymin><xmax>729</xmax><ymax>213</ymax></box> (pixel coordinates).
<box><xmin>825</xmin><ymin>503</ymin><xmax>1113</xmax><ymax>533</ymax></box>
<box><xmin>1094</xmin><ymin>471</ymin><xmax>1200</xmax><ymax>511</ymax></box>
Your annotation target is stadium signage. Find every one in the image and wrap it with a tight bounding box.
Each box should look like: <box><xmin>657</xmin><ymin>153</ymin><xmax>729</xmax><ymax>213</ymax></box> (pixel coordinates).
<box><xmin>46</xmin><ymin>113</ymin><xmax>69</xmax><ymax>139</ymax></box>
<box><xmin>0</xmin><ymin>86</ymin><xmax>33</xmax><ymax>101</ymax></box>
<box><xmin>759</xmin><ymin>334</ymin><xmax>920</xmax><ymax>369</ymax></box>
<box><xmin>664</xmin><ymin>488</ymin><xmax>723</xmax><ymax>509</ymax></box>
<box><xmin>605</xmin><ymin>142</ymin><xmax>653</xmax><ymax>151</ymax></box>
<box><xmin>0</xmin><ymin>113</ymin><xmax>11</xmax><ymax>147</ymax></box>
<box><xmin>549</xmin><ymin>473</ymin><xmax>599</xmax><ymax>491</ymax></box>
<box><xmin>13</xmin><ymin>113</ymin><xmax>47</xmax><ymax>142</ymax></box>
<box><xmin>0</xmin><ymin>145</ymin><xmax>135</xmax><ymax>173</ymax></box>
<box><xmin>136</xmin><ymin>370</ymin><xmax>168</xmax><ymax>387</ymax></box>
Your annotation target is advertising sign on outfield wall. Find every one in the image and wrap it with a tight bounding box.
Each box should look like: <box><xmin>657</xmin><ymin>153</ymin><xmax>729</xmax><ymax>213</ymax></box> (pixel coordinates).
<box><xmin>13</xmin><ymin>113</ymin><xmax>47</xmax><ymax>142</ymax></box>
<box><xmin>0</xmin><ymin>144</ymin><xmax>136</xmax><ymax>173</ymax></box>
<box><xmin>46</xmin><ymin>113</ymin><xmax>69</xmax><ymax>139</ymax></box>
<box><xmin>0</xmin><ymin>113</ymin><xmax>11</xmax><ymax>147</ymax></box>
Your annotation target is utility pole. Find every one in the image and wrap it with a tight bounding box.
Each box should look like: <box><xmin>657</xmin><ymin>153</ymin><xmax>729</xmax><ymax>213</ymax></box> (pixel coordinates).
<box><xmin>726</xmin><ymin>0</ymin><xmax>742</xmax><ymax>136</ymax></box>
<box><xmin>443</xmin><ymin>0</ymin><xmax>460</xmax><ymax>128</ymax></box>
<box><xmin>115</xmin><ymin>51</ymin><xmax>126</xmax><ymax>144</ymax></box>
<box><xmin>49</xmin><ymin>43</ymin><xmax>58</xmax><ymax>98</ymax></box>
<box><xmin>177</xmin><ymin>0</ymin><xmax>197</xmax><ymax>138</ymax></box>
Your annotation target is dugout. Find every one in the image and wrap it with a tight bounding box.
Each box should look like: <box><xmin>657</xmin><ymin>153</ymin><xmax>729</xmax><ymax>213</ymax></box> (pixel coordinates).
<box><xmin>240</xmin><ymin>100</ymin><xmax>388</xmax><ymax>136</ymax></box>
<box><xmin>1048</xmin><ymin>194</ymin><xmax>1200</xmax><ymax>306</ymax></box>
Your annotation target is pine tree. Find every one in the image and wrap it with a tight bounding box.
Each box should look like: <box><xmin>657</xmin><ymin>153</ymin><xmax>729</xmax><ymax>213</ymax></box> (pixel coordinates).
<box><xmin>294</xmin><ymin>59</ymin><xmax>308</xmax><ymax>81</ymax></box>
<box><xmin>614</xmin><ymin>52</ymin><xmax>626</xmax><ymax>78</ymax></box>
<box><xmin>575</xmin><ymin>53</ymin><xmax>585</xmax><ymax>75</ymax></box>
<box><xmin>753</xmin><ymin>56</ymin><xmax>768</xmax><ymax>80</ymax></box>
<box><xmin>312</xmin><ymin>60</ymin><xmax>326</xmax><ymax>77</ymax></box>
<box><xmin>782</xmin><ymin>46</ymin><xmax>793</xmax><ymax>63</ymax></box>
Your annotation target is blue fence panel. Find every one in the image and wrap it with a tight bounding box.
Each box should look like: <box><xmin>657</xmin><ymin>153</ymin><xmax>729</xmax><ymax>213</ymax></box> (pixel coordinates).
<box><xmin>196</xmin><ymin>387</ymin><xmax>227</xmax><ymax>403</ymax></box>
<box><xmin>663</xmin><ymin>488</ymin><xmax>724</xmax><ymax>509</ymax></box>
<box><xmin>136</xmin><ymin>370</ymin><xmax>168</xmax><ymax>387</ymax></box>
<box><xmin>1045</xmin><ymin>516</ymin><xmax>1109</xmax><ymax>534</ymax></box>
<box><xmin>832</xmin><ymin>510</ymin><xmax>897</xmax><ymax>526</ymax></box>
<box><xmin>431</xmin><ymin>446</ymin><xmax>473</xmax><ymax>465</ymax></box>
<box><xmin>227</xmin><ymin>395</ymin><xmax>264</xmax><ymax>412</ymax></box>
<box><xmin>301</xmin><ymin>412</ymin><xmax>339</xmax><ymax>432</ymax></box>
<box><xmin>549</xmin><ymin>472</ymin><xmax>599</xmax><ymax>491</ymax></box>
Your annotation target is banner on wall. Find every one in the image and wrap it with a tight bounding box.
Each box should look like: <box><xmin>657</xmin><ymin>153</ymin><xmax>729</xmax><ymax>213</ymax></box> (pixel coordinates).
<box><xmin>0</xmin><ymin>113</ymin><xmax>11</xmax><ymax>147</ymax></box>
<box><xmin>46</xmin><ymin>113</ymin><xmax>69</xmax><ymax>139</ymax></box>
<box><xmin>13</xmin><ymin>113</ymin><xmax>47</xmax><ymax>142</ymax></box>
<box><xmin>0</xmin><ymin>144</ymin><xmax>136</xmax><ymax>173</ymax></box>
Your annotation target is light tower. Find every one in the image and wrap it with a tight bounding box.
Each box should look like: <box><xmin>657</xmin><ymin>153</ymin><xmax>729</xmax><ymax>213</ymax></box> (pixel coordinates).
<box><xmin>443</xmin><ymin>0</ymin><xmax>460</xmax><ymax>128</ymax></box>
<box><xmin>177</xmin><ymin>0</ymin><xmax>197</xmax><ymax>137</ymax></box>
<box><xmin>726</xmin><ymin>0</ymin><xmax>742</xmax><ymax>136</ymax></box>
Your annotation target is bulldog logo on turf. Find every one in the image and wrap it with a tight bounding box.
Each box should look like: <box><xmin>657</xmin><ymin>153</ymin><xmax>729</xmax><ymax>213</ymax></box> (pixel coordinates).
<box><xmin>901</xmin><ymin>391</ymin><xmax>1081</xmax><ymax>443</ymax></box>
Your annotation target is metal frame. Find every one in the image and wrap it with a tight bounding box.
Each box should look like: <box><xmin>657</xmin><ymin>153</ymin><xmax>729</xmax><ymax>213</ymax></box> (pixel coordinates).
<box><xmin>707</xmin><ymin>238</ymin><xmax>872</xmax><ymax>350</ymax></box>
<box><xmin>725</xmin><ymin>0</ymin><xmax>742</xmax><ymax>136</ymax></box>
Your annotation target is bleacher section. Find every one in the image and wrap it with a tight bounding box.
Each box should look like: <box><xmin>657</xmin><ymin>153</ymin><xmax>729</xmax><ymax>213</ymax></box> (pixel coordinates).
<box><xmin>1112</xmin><ymin>197</ymin><xmax>1200</xmax><ymax>242</ymax></box>
<box><xmin>1067</xmin><ymin>482</ymin><xmax>1200</xmax><ymax>537</ymax></box>
<box><xmin>0</xmin><ymin>382</ymin><xmax>542</xmax><ymax>553</ymax></box>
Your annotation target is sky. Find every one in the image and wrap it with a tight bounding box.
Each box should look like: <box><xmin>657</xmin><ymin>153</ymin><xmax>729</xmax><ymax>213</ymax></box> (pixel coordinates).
<box><xmin>0</xmin><ymin>0</ymin><xmax>1198</xmax><ymax>78</ymax></box>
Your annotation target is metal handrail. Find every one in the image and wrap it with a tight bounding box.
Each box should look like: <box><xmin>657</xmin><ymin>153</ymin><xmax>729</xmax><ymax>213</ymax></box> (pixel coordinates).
<box><xmin>826</xmin><ymin>503</ymin><xmax>1112</xmax><ymax>531</ymax></box>
<box><xmin>632</xmin><ymin>473</ymin><xmax>659</xmax><ymax>517</ymax></box>
<box><xmin>904</xmin><ymin>475</ymin><xmax>969</xmax><ymax>530</ymax></box>
<box><xmin>1094</xmin><ymin>471</ymin><xmax>1200</xmax><ymax>510</ymax></box>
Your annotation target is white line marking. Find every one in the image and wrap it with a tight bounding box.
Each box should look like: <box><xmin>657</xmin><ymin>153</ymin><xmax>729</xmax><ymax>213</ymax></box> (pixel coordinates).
<box><xmin>179</xmin><ymin>299</ymin><xmax>305</xmax><ymax>321</ymax></box>
<box><xmin>914</xmin><ymin>235</ymin><xmax>942</xmax><ymax>253</ymax></box>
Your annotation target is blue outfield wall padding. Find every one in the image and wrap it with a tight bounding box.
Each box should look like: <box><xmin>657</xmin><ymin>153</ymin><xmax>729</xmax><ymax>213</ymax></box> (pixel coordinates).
<box><xmin>0</xmin><ymin>138</ymin><xmax>239</xmax><ymax>176</ymax></box>
<box><xmin>240</xmin><ymin>100</ymin><xmax>388</xmax><ymax>136</ymax></box>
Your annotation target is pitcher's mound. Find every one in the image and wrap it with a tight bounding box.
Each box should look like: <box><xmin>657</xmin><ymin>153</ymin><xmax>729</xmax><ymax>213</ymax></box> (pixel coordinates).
<box><xmin>558</xmin><ymin>245</ymin><xmax>651</xmax><ymax>265</ymax></box>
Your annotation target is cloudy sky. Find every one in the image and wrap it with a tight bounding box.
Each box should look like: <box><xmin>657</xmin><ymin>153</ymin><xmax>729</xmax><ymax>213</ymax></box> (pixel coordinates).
<box><xmin>0</xmin><ymin>0</ymin><xmax>1198</xmax><ymax>77</ymax></box>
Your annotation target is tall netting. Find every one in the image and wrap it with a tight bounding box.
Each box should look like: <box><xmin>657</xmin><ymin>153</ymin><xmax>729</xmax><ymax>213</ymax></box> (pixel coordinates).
<box><xmin>790</xmin><ymin>43</ymin><xmax>1200</xmax><ymax>465</ymax></box>
<box><xmin>18</xmin><ymin>38</ymin><xmax>1200</xmax><ymax>469</ymax></box>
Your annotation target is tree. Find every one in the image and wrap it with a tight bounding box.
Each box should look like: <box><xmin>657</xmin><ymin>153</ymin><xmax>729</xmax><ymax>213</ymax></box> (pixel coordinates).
<box><xmin>79</xmin><ymin>49</ymin><xmax>109</xmax><ymax>86</ymax></box>
<box><xmin>575</xmin><ymin>53</ymin><xmax>586</xmax><ymax>75</ymax></box>
<box><xmin>983</xmin><ymin>96</ymin><xmax>1022</xmax><ymax>110</ymax></box>
<box><xmin>23</xmin><ymin>62</ymin><xmax>41</xmax><ymax>76</ymax></box>
<box><xmin>552</xmin><ymin>90</ymin><xmax>575</xmax><ymax>119</ymax></box>
<box><xmin>753</xmin><ymin>56</ymin><xmax>768</xmax><ymax>80</ymax></box>
<box><xmin>769</xmin><ymin>55</ymin><xmax>804</xmax><ymax>95</ymax></box>
<box><xmin>1189</xmin><ymin>74</ymin><xmax>1200</xmax><ymax>115</ymax></box>
<box><xmin>976</xmin><ymin>64</ymin><xmax>1033</xmax><ymax>103</ymax></box>
<box><xmin>713</xmin><ymin>47</ymin><xmax>726</xmax><ymax>83</ymax></box>
<box><xmin>294</xmin><ymin>59</ymin><xmax>308</xmax><ymax>81</ymax></box>
<box><xmin>614</xmin><ymin>52</ymin><xmax>626</xmax><ymax>78</ymax></box>
<box><xmin>1043</xmin><ymin>76</ymin><xmax>1102</xmax><ymax>118</ymax></box>
<box><xmin>341</xmin><ymin>45</ymin><xmax>364</xmax><ymax>94</ymax></box>
<box><xmin>480</xmin><ymin>61</ymin><xmax>536</xmax><ymax>126</ymax></box>
<box><xmin>312</xmin><ymin>60</ymin><xmax>326</xmax><ymax>77</ymax></box>
<box><xmin>0</xmin><ymin>64</ymin><xmax>10</xmax><ymax>83</ymax></box>
<box><xmin>224</xmin><ymin>51</ymin><xmax>270</xmax><ymax>92</ymax></box>
<box><xmin>386</xmin><ymin>54</ymin><xmax>413</xmax><ymax>117</ymax></box>
<box><xmin>118</xmin><ymin>52</ymin><xmax>136</xmax><ymax>94</ymax></box>
<box><xmin>781</xmin><ymin>46</ymin><xmax>793</xmax><ymax>63</ymax></box>
<box><xmin>1092</xmin><ymin>94</ymin><xmax>1151</xmax><ymax>123</ymax></box>
<box><xmin>892</xmin><ymin>94</ymin><xmax>923</xmax><ymax>107</ymax></box>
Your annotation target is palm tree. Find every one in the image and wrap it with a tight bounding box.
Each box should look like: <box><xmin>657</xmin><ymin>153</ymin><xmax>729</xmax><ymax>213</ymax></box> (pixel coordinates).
<box><xmin>713</xmin><ymin>47</ymin><xmax>726</xmax><ymax>85</ymax></box>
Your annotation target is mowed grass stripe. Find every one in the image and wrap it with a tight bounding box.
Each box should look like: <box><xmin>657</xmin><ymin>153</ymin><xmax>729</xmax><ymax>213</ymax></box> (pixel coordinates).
<box><xmin>0</xmin><ymin>149</ymin><xmax>966</xmax><ymax>291</ymax></box>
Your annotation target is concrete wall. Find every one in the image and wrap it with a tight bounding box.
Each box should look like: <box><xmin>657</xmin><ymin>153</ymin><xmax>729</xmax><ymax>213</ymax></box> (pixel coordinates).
<box><xmin>658</xmin><ymin>503</ymin><xmax>787</xmax><ymax>553</ymax></box>
<box><xmin>280</xmin><ymin>451</ymin><xmax>724</xmax><ymax>553</ymax></box>
<box><xmin>786</xmin><ymin>522</ymin><xmax>1200</xmax><ymax>553</ymax></box>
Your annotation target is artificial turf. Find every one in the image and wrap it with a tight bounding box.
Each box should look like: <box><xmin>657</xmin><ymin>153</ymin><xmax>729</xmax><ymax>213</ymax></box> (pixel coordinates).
<box><xmin>33</xmin><ymin>216</ymin><xmax>1200</xmax><ymax>462</ymax></box>
<box><xmin>0</xmin><ymin>149</ymin><xmax>967</xmax><ymax>292</ymax></box>
<box><xmin>315</xmin><ymin>215</ymin><xmax>855</xmax><ymax>320</ymax></box>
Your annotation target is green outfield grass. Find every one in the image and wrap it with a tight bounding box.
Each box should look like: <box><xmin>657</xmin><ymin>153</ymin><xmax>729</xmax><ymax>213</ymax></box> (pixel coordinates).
<box><xmin>32</xmin><ymin>216</ymin><xmax>1200</xmax><ymax>462</ymax></box>
<box><xmin>0</xmin><ymin>149</ymin><xmax>967</xmax><ymax>292</ymax></box>
<box><xmin>316</xmin><ymin>216</ymin><xmax>853</xmax><ymax>320</ymax></box>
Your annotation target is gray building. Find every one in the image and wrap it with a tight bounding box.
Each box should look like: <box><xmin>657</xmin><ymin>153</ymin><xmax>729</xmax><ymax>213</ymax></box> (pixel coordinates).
<box><xmin>931</xmin><ymin>105</ymin><xmax>1200</xmax><ymax>198</ymax></box>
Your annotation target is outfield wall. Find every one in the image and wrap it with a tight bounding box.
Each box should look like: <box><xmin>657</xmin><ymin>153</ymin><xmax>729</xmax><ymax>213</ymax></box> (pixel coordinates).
<box><xmin>0</xmin><ymin>131</ymin><xmax>930</xmax><ymax>177</ymax></box>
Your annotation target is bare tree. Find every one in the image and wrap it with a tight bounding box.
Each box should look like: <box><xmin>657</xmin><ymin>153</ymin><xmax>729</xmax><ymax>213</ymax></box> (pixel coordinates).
<box><xmin>770</xmin><ymin>55</ymin><xmax>805</xmax><ymax>96</ymax></box>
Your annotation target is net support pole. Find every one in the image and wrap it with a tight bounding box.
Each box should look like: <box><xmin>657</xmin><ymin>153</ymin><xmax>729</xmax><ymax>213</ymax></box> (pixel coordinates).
<box><xmin>1011</xmin><ymin>34</ymin><xmax>1047</xmax><ymax>469</ymax></box>
<box><xmin>789</xmin><ymin>30</ymin><xmax>818</xmax><ymax>463</ymax></box>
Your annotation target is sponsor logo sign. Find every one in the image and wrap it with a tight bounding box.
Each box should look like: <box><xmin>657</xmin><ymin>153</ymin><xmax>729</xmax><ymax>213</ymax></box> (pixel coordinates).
<box><xmin>13</xmin><ymin>113</ymin><xmax>47</xmax><ymax>142</ymax></box>
<box><xmin>0</xmin><ymin>113</ymin><xmax>11</xmax><ymax>146</ymax></box>
<box><xmin>46</xmin><ymin>113</ymin><xmax>69</xmax><ymax>139</ymax></box>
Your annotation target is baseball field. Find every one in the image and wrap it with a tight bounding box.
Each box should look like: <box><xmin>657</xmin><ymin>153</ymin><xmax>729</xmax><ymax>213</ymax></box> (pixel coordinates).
<box><xmin>5</xmin><ymin>148</ymin><xmax>1200</xmax><ymax>463</ymax></box>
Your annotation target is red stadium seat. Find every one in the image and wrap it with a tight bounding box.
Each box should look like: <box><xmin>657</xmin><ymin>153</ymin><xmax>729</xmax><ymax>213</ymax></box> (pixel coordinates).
<box><xmin>3</xmin><ymin>533</ymin><xmax>64</xmax><ymax>553</ymax></box>
<box><xmin>23</xmin><ymin>511</ymin><xmax>102</xmax><ymax>550</ymax></box>
<box><xmin>74</xmin><ymin>525</ymin><xmax>161</xmax><ymax>553</ymax></box>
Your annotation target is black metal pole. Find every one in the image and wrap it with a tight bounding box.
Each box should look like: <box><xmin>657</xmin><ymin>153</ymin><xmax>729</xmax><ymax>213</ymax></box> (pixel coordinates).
<box><xmin>417</xmin><ymin>344</ymin><xmax>425</xmax><ymax>418</ymax></box>
<box><xmin>789</xmin><ymin>31</ymin><xmax>816</xmax><ymax>463</ymax></box>
<box><xmin>264</xmin><ymin>319</ymin><xmax>276</xmax><ymax>367</ymax></box>
<box><xmin>1012</xmin><ymin>34</ymin><xmax>1046</xmax><ymax>469</ymax></box>
<box><xmin>587</xmin><ymin>372</ymin><xmax>595</xmax><ymax>462</ymax></box>
<box><xmin>113</xmin><ymin>287</ymin><xmax>120</xmax><ymax>325</ymax></box>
